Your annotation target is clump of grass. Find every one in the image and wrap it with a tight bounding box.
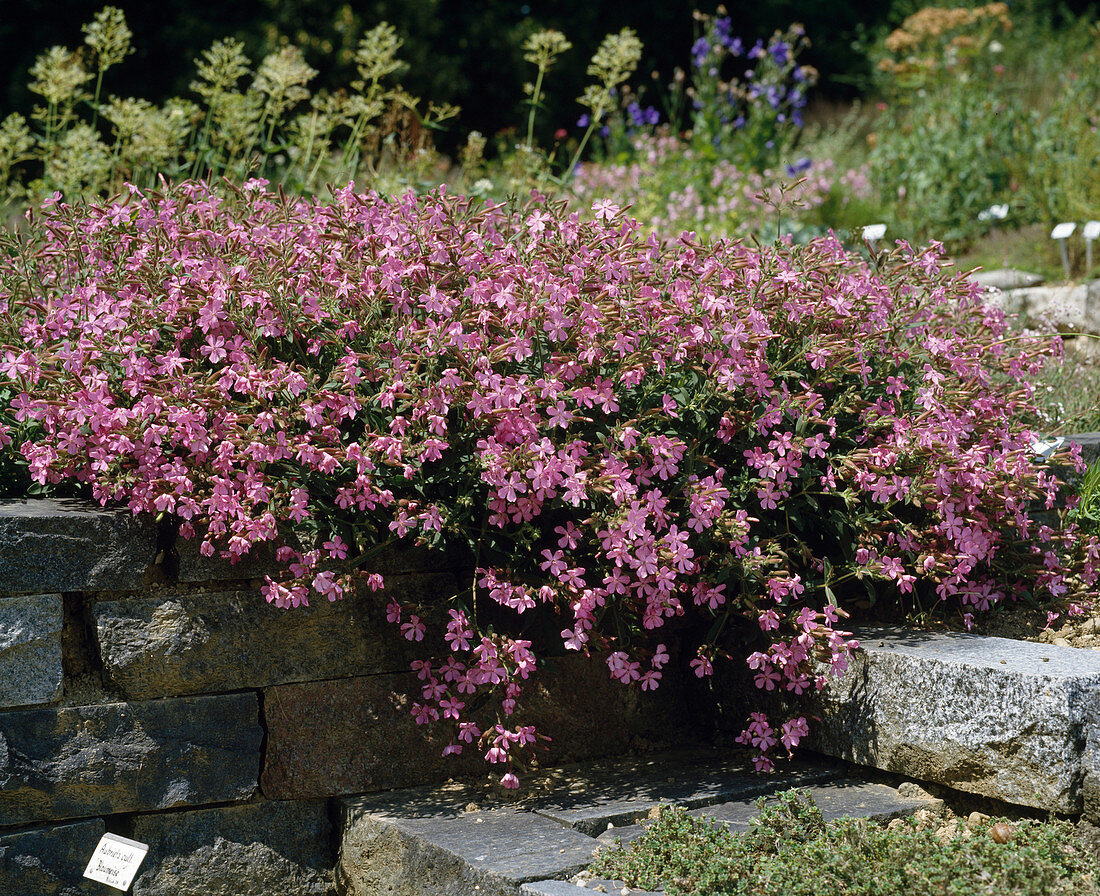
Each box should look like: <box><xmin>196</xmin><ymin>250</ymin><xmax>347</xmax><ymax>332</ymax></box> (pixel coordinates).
<box><xmin>590</xmin><ymin>790</ymin><xmax>1100</xmax><ymax>896</ymax></box>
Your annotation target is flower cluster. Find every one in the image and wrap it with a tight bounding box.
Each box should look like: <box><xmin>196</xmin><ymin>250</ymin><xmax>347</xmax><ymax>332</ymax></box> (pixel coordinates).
<box><xmin>1</xmin><ymin>181</ymin><xmax>1094</xmax><ymax>783</ymax></box>
<box><xmin>569</xmin><ymin>131</ymin><xmax>871</xmax><ymax>243</ymax></box>
<box><xmin>688</xmin><ymin>10</ymin><xmax>817</xmax><ymax>171</ymax></box>
<box><xmin>877</xmin><ymin>3</ymin><xmax>1012</xmax><ymax>90</ymax></box>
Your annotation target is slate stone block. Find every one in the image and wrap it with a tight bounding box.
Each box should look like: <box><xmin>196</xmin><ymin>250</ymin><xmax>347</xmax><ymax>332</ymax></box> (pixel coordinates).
<box><xmin>799</xmin><ymin>626</ymin><xmax>1100</xmax><ymax>813</ymax></box>
<box><xmin>338</xmin><ymin>794</ymin><xmax>600</xmax><ymax>896</ymax></box>
<box><xmin>0</xmin><ymin>694</ymin><xmax>261</xmax><ymax>826</ymax></box>
<box><xmin>0</xmin><ymin>499</ymin><xmax>157</xmax><ymax>595</ymax></box>
<box><xmin>690</xmin><ymin>779</ymin><xmax>938</xmax><ymax>830</ymax></box>
<box><xmin>130</xmin><ymin>799</ymin><xmax>335</xmax><ymax>896</ymax></box>
<box><xmin>261</xmin><ymin>656</ymin><xmax>693</xmax><ymax>800</ymax></box>
<box><xmin>0</xmin><ymin>818</ymin><xmax>105</xmax><ymax>895</ymax></box>
<box><xmin>92</xmin><ymin>574</ymin><xmax>459</xmax><ymax>699</ymax></box>
<box><xmin>0</xmin><ymin>593</ymin><xmax>63</xmax><ymax>708</ymax></box>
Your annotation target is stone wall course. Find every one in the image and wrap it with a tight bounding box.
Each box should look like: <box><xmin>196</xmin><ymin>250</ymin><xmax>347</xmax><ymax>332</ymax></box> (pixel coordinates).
<box><xmin>0</xmin><ymin>499</ymin><xmax>157</xmax><ymax>595</ymax></box>
<box><xmin>91</xmin><ymin>572</ymin><xmax>462</xmax><ymax>699</ymax></box>
<box><xmin>261</xmin><ymin>656</ymin><xmax>695</xmax><ymax>801</ymax></box>
<box><xmin>0</xmin><ymin>693</ymin><xmax>262</xmax><ymax>827</ymax></box>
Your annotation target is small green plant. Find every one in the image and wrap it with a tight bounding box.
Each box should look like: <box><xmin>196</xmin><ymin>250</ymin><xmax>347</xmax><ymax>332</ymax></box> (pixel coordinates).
<box><xmin>592</xmin><ymin>791</ymin><xmax>1100</xmax><ymax>895</ymax></box>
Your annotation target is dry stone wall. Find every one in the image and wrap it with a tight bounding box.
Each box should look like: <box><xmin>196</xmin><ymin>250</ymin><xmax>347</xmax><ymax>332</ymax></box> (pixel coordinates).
<box><xmin>0</xmin><ymin>498</ymin><xmax>693</xmax><ymax>895</ymax></box>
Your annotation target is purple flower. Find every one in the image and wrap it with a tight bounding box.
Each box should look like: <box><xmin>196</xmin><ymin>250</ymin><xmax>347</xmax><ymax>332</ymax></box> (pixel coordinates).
<box><xmin>770</xmin><ymin>41</ymin><xmax>789</xmax><ymax>66</ymax></box>
<box><xmin>792</xmin><ymin>65</ymin><xmax>807</xmax><ymax>83</ymax></box>
<box><xmin>644</xmin><ymin>106</ymin><xmax>660</xmax><ymax>126</ymax></box>
<box><xmin>727</xmin><ymin>36</ymin><xmax>743</xmax><ymax>55</ymax></box>
<box><xmin>784</xmin><ymin>157</ymin><xmax>812</xmax><ymax>177</ymax></box>
<box><xmin>714</xmin><ymin>16</ymin><xmax>732</xmax><ymax>40</ymax></box>
<box><xmin>627</xmin><ymin>102</ymin><xmax>645</xmax><ymax>127</ymax></box>
<box><xmin>577</xmin><ymin>114</ymin><xmax>590</xmax><ymax>128</ymax></box>
<box><xmin>748</xmin><ymin>40</ymin><xmax>765</xmax><ymax>60</ymax></box>
<box><xmin>691</xmin><ymin>36</ymin><xmax>710</xmax><ymax>68</ymax></box>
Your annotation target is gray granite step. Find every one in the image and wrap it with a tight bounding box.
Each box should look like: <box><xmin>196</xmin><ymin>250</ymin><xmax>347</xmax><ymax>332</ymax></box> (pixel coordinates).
<box><xmin>337</xmin><ymin>749</ymin><xmax>940</xmax><ymax>896</ymax></box>
<box><xmin>794</xmin><ymin>625</ymin><xmax>1100</xmax><ymax>819</ymax></box>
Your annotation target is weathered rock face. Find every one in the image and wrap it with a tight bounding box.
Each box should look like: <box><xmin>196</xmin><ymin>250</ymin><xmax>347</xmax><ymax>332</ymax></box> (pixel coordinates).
<box><xmin>130</xmin><ymin>799</ymin><xmax>335</xmax><ymax>896</ymax></box>
<box><xmin>0</xmin><ymin>593</ymin><xmax>63</xmax><ymax>708</ymax></box>
<box><xmin>0</xmin><ymin>818</ymin><xmax>105</xmax><ymax>895</ymax></box>
<box><xmin>981</xmin><ymin>278</ymin><xmax>1100</xmax><ymax>332</ymax></box>
<box><xmin>0</xmin><ymin>694</ymin><xmax>262</xmax><ymax>826</ymax></box>
<box><xmin>0</xmin><ymin>499</ymin><xmax>157</xmax><ymax>594</ymax></box>
<box><xmin>799</xmin><ymin>626</ymin><xmax>1100</xmax><ymax>814</ymax></box>
<box><xmin>91</xmin><ymin>574</ymin><xmax>460</xmax><ymax>699</ymax></box>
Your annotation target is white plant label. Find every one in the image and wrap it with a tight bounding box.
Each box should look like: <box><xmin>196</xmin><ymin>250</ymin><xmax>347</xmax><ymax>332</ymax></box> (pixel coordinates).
<box><xmin>978</xmin><ymin>204</ymin><xmax>1009</xmax><ymax>222</ymax></box>
<box><xmin>861</xmin><ymin>223</ymin><xmax>887</xmax><ymax>241</ymax></box>
<box><xmin>1051</xmin><ymin>222</ymin><xmax>1076</xmax><ymax>240</ymax></box>
<box><xmin>1030</xmin><ymin>436</ymin><xmax>1064</xmax><ymax>457</ymax></box>
<box><xmin>1083</xmin><ymin>220</ymin><xmax>1100</xmax><ymax>241</ymax></box>
<box><xmin>83</xmin><ymin>832</ymin><xmax>148</xmax><ymax>892</ymax></box>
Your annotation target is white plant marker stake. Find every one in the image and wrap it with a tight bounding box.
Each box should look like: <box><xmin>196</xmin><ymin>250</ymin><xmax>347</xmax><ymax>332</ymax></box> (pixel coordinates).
<box><xmin>978</xmin><ymin>204</ymin><xmax>1009</xmax><ymax>223</ymax></box>
<box><xmin>1083</xmin><ymin>220</ymin><xmax>1100</xmax><ymax>272</ymax></box>
<box><xmin>861</xmin><ymin>223</ymin><xmax>887</xmax><ymax>252</ymax></box>
<box><xmin>1051</xmin><ymin>222</ymin><xmax>1076</xmax><ymax>279</ymax></box>
<box><xmin>83</xmin><ymin>832</ymin><xmax>149</xmax><ymax>892</ymax></box>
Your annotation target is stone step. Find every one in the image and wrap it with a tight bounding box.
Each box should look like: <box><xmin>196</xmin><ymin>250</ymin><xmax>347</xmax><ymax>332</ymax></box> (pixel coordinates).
<box><xmin>794</xmin><ymin>625</ymin><xmax>1100</xmax><ymax>820</ymax></box>
<box><xmin>337</xmin><ymin>749</ymin><xmax>939</xmax><ymax>896</ymax></box>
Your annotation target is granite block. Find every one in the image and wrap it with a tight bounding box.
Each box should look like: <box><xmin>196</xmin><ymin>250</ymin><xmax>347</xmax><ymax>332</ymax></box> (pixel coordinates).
<box><xmin>0</xmin><ymin>593</ymin><xmax>63</xmax><ymax>707</ymax></box>
<box><xmin>800</xmin><ymin>626</ymin><xmax>1100</xmax><ymax>813</ymax></box>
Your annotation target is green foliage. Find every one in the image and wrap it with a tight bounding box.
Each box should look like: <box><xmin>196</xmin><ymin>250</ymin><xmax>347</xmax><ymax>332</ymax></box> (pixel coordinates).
<box><xmin>0</xmin><ymin>5</ymin><xmax>457</xmax><ymax>211</ymax></box>
<box><xmin>592</xmin><ymin>792</ymin><xmax>1100</xmax><ymax>896</ymax></box>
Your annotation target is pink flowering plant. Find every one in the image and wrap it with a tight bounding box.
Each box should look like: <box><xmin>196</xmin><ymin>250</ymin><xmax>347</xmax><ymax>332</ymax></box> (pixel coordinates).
<box><xmin>1</xmin><ymin>181</ymin><xmax>1096</xmax><ymax>782</ymax></box>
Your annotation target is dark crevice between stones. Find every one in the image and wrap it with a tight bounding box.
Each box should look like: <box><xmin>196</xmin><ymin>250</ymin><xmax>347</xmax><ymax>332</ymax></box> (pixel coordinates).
<box><xmin>155</xmin><ymin>514</ymin><xmax>180</xmax><ymax>584</ymax></box>
<box><xmin>60</xmin><ymin>592</ymin><xmax>111</xmax><ymax>705</ymax></box>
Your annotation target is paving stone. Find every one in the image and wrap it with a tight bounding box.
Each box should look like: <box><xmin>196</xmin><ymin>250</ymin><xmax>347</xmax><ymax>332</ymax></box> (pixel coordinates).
<box><xmin>0</xmin><ymin>593</ymin><xmax>62</xmax><ymax>708</ymax></box>
<box><xmin>799</xmin><ymin>625</ymin><xmax>1100</xmax><ymax>813</ymax></box>
<box><xmin>968</xmin><ymin>269</ymin><xmax>1044</xmax><ymax>291</ymax></box>
<box><xmin>261</xmin><ymin>656</ymin><xmax>692</xmax><ymax>800</ymax></box>
<box><xmin>129</xmin><ymin>799</ymin><xmax>334</xmax><ymax>896</ymax></box>
<box><xmin>0</xmin><ymin>693</ymin><xmax>261</xmax><ymax>826</ymax></box>
<box><xmin>0</xmin><ymin>817</ymin><xmax>105</xmax><ymax>895</ymax></box>
<box><xmin>0</xmin><ymin>498</ymin><xmax>156</xmax><ymax>595</ymax></box>
<box><xmin>92</xmin><ymin>574</ymin><xmax>458</xmax><ymax>699</ymax></box>
<box><xmin>595</xmin><ymin>778</ymin><xmax>939</xmax><ymax>846</ymax></box>
<box><xmin>523</xmin><ymin>880</ymin><xmax>664</xmax><ymax>896</ymax></box>
<box><xmin>339</xmin><ymin>791</ymin><xmax>601</xmax><ymax>896</ymax></box>
<box><xmin>530</xmin><ymin>749</ymin><xmax>843</xmax><ymax>836</ymax></box>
